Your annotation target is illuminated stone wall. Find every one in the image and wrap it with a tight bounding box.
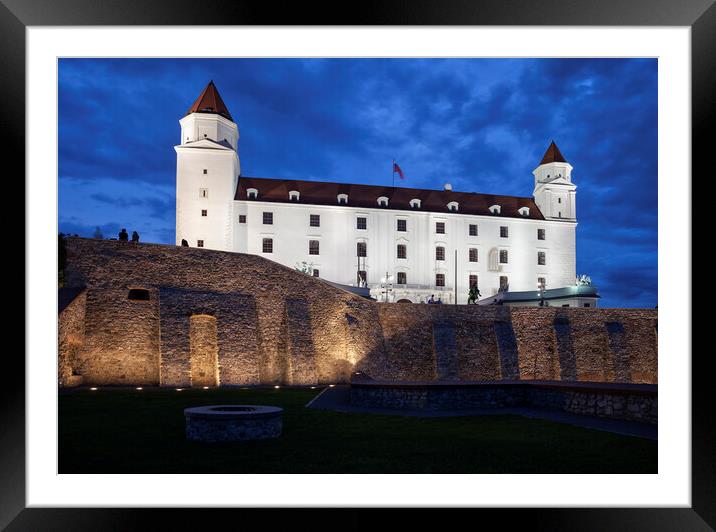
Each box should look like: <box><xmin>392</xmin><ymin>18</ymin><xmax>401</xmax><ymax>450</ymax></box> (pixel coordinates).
<box><xmin>59</xmin><ymin>238</ymin><xmax>657</xmax><ymax>387</ymax></box>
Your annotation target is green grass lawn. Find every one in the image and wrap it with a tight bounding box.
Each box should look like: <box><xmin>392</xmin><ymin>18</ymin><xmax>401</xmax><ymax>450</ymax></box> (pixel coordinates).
<box><xmin>59</xmin><ymin>387</ymin><xmax>657</xmax><ymax>474</ymax></box>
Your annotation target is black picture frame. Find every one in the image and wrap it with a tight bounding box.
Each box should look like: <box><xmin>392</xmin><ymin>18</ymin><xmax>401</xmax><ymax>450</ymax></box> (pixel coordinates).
<box><xmin>9</xmin><ymin>0</ymin><xmax>709</xmax><ymax>528</ymax></box>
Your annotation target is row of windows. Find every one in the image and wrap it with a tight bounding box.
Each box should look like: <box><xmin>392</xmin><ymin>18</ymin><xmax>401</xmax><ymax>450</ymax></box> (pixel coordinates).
<box><xmin>355</xmin><ymin>270</ymin><xmax>548</xmax><ymax>291</ymax></box>
<box><xmin>260</xmin><ymin>238</ymin><xmax>546</xmax><ymax>265</ymax></box>
<box><xmin>253</xmin><ymin>211</ymin><xmax>547</xmax><ymax>239</ymax></box>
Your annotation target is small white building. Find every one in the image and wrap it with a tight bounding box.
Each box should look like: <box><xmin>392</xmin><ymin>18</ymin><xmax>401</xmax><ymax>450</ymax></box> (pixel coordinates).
<box><xmin>176</xmin><ymin>82</ymin><xmax>598</xmax><ymax>307</ymax></box>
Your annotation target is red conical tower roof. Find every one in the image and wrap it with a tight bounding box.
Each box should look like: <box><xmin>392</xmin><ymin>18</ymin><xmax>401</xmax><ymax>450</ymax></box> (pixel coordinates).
<box><xmin>539</xmin><ymin>140</ymin><xmax>568</xmax><ymax>165</ymax></box>
<box><xmin>186</xmin><ymin>80</ymin><xmax>233</xmax><ymax>121</ymax></box>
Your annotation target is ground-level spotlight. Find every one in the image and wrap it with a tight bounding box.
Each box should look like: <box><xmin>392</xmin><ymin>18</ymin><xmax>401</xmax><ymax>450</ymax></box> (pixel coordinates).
<box><xmin>202</xmin><ymin>386</ymin><xmax>209</xmax><ymax>390</ymax></box>
<box><xmin>329</xmin><ymin>384</ymin><xmax>335</xmax><ymax>388</ymax></box>
<box><xmin>310</xmin><ymin>386</ymin><xmax>316</xmax><ymax>389</ymax></box>
<box><xmin>176</xmin><ymin>388</ymin><xmax>183</xmax><ymax>392</ymax></box>
<box><xmin>274</xmin><ymin>385</ymin><xmax>280</xmax><ymax>389</ymax></box>
<box><xmin>89</xmin><ymin>387</ymin><xmax>98</xmax><ymax>391</ymax></box>
<box><xmin>136</xmin><ymin>387</ymin><xmax>143</xmax><ymax>391</ymax></box>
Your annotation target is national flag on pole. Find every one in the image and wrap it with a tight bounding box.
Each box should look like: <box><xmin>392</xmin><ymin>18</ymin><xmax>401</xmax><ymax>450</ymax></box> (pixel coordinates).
<box><xmin>393</xmin><ymin>161</ymin><xmax>405</xmax><ymax>180</ymax></box>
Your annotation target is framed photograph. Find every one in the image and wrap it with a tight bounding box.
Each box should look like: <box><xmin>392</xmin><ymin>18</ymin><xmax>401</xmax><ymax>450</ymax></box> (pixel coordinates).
<box><xmin>13</xmin><ymin>0</ymin><xmax>710</xmax><ymax>528</ymax></box>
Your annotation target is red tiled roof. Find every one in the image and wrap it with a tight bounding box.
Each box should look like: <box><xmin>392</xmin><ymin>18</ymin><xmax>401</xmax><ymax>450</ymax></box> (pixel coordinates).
<box><xmin>539</xmin><ymin>141</ymin><xmax>568</xmax><ymax>165</ymax></box>
<box><xmin>235</xmin><ymin>176</ymin><xmax>545</xmax><ymax>220</ymax></box>
<box><xmin>186</xmin><ymin>81</ymin><xmax>233</xmax><ymax>121</ymax></box>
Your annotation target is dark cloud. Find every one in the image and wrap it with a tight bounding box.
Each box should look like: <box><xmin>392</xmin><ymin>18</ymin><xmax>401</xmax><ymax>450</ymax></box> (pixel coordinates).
<box><xmin>58</xmin><ymin>58</ymin><xmax>657</xmax><ymax>307</ymax></box>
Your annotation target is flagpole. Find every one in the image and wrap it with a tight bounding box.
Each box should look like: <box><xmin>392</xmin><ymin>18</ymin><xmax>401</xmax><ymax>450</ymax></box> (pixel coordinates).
<box><xmin>392</xmin><ymin>159</ymin><xmax>395</xmax><ymax>188</ymax></box>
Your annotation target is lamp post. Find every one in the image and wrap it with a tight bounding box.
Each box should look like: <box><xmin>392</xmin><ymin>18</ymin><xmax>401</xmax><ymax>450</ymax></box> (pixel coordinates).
<box><xmin>380</xmin><ymin>273</ymin><xmax>394</xmax><ymax>303</ymax></box>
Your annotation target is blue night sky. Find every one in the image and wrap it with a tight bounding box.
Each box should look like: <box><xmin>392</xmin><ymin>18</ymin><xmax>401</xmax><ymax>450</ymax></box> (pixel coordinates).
<box><xmin>58</xmin><ymin>58</ymin><xmax>657</xmax><ymax>308</ymax></box>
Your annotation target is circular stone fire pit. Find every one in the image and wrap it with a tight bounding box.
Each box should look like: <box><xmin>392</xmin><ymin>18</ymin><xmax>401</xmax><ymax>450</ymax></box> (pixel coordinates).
<box><xmin>184</xmin><ymin>405</ymin><xmax>283</xmax><ymax>442</ymax></box>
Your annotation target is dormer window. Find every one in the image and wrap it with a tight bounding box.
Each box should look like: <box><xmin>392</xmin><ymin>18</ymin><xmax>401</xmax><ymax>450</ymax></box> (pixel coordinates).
<box><xmin>489</xmin><ymin>204</ymin><xmax>501</xmax><ymax>215</ymax></box>
<box><xmin>377</xmin><ymin>196</ymin><xmax>389</xmax><ymax>208</ymax></box>
<box><xmin>337</xmin><ymin>193</ymin><xmax>349</xmax><ymax>205</ymax></box>
<box><xmin>247</xmin><ymin>188</ymin><xmax>258</xmax><ymax>200</ymax></box>
<box><xmin>410</xmin><ymin>199</ymin><xmax>421</xmax><ymax>209</ymax></box>
<box><xmin>447</xmin><ymin>201</ymin><xmax>459</xmax><ymax>212</ymax></box>
<box><xmin>289</xmin><ymin>190</ymin><xmax>300</xmax><ymax>202</ymax></box>
<box><xmin>518</xmin><ymin>206</ymin><xmax>530</xmax><ymax>216</ymax></box>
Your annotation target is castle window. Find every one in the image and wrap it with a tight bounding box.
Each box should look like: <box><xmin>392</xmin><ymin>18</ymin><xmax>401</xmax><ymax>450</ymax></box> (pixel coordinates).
<box><xmin>337</xmin><ymin>193</ymin><xmax>348</xmax><ymax>204</ymax></box>
<box><xmin>263</xmin><ymin>212</ymin><xmax>273</xmax><ymax>225</ymax></box>
<box><xmin>447</xmin><ymin>201</ymin><xmax>459</xmax><ymax>212</ymax></box>
<box><xmin>313</xmin><ymin>269</ymin><xmax>320</xmax><ymax>278</ymax></box>
<box><xmin>199</xmin><ymin>188</ymin><xmax>209</xmax><ymax>199</ymax></box>
<box><xmin>469</xmin><ymin>224</ymin><xmax>478</xmax><ymax>236</ymax></box>
<box><xmin>436</xmin><ymin>246</ymin><xmax>445</xmax><ymax>261</ymax></box>
<box><xmin>262</xmin><ymin>238</ymin><xmax>273</xmax><ymax>253</ymax></box>
<box><xmin>197</xmin><ymin>240</ymin><xmax>204</xmax><ymax>248</ymax></box>
<box><xmin>436</xmin><ymin>222</ymin><xmax>445</xmax><ymax>234</ymax></box>
<box><xmin>499</xmin><ymin>250</ymin><xmax>508</xmax><ymax>264</ymax></box>
<box><xmin>410</xmin><ymin>198</ymin><xmax>421</xmax><ymax>209</ymax></box>
<box><xmin>397</xmin><ymin>244</ymin><xmax>407</xmax><ymax>259</ymax></box>
<box><xmin>518</xmin><ymin>206</ymin><xmax>530</xmax><ymax>216</ymax></box>
<box><xmin>247</xmin><ymin>188</ymin><xmax>258</xmax><ymax>200</ymax></box>
<box><xmin>538</xmin><ymin>228</ymin><xmax>546</xmax><ymax>240</ymax></box>
<box><xmin>397</xmin><ymin>272</ymin><xmax>407</xmax><ymax>285</ymax></box>
<box><xmin>500</xmin><ymin>276</ymin><xmax>509</xmax><ymax>291</ymax></box>
<box><xmin>489</xmin><ymin>204</ymin><xmax>501</xmax><ymax>214</ymax></box>
<box><xmin>469</xmin><ymin>275</ymin><xmax>478</xmax><ymax>289</ymax></box>
<box><xmin>239</xmin><ymin>215</ymin><xmax>246</xmax><ymax>223</ymax></box>
<box><xmin>310</xmin><ymin>214</ymin><xmax>320</xmax><ymax>227</ymax></box>
<box><xmin>289</xmin><ymin>190</ymin><xmax>300</xmax><ymax>202</ymax></box>
<box><xmin>500</xmin><ymin>226</ymin><xmax>509</xmax><ymax>238</ymax></box>
<box><xmin>127</xmin><ymin>288</ymin><xmax>150</xmax><ymax>301</ymax></box>
<box><xmin>397</xmin><ymin>219</ymin><xmax>407</xmax><ymax>232</ymax></box>
<box><xmin>309</xmin><ymin>240</ymin><xmax>320</xmax><ymax>255</ymax></box>
<box><xmin>357</xmin><ymin>217</ymin><xmax>367</xmax><ymax>230</ymax></box>
<box><xmin>558</xmin><ymin>197</ymin><xmax>562</xmax><ymax>203</ymax></box>
<box><xmin>357</xmin><ymin>242</ymin><xmax>367</xmax><ymax>257</ymax></box>
<box><xmin>203</xmin><ymin>169</ymin><xmax>207</xmax><ymax>175</ymax></box>
<box><xmin>538</xmin><ymin>251</ymin><xmax>546</xmax><ymax>265</ymax></box>
<box><xmin>538</xmin><ymin>277</ymin><xmax>546</xmax><ymax>290</ymax></box>
<box><xmin>357</xmin><ymin>270</ymin><xmax>367</xmax><ymax>284</ymax></box>
<box><xmin>558</xmin><ymin>212</ymin><xmax>562</xmax><ymax>218</ymax></box>
<box><xmin>583</xmin><ymin>303</ymin><xmax>591</xmax><ymax>307</ymax></box>
<box><xmin>377</xmin><ymin>196</ymin><xmax>389</xmax><ymax>207</ymax></box>
<box><xmin>201</xmin><ymin>210</ymin><xmax>207</xmax><ymax>217</ymax></box>
<box><xmin>436</xmin><ymin>273</ymin><xmax>445</xmax><ymax>287</ymax></box>
<box><xmin>469</xmin><ymin>248</ymin><xmax>478</xmax><ymax>262</ymax></box>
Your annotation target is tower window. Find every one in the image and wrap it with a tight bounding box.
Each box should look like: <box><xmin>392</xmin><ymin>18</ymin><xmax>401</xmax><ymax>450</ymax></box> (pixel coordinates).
<box><xmin>197</xmin><ymin>240</ymin><xmax>204</xmax><ymax>248</ymax></box>
<box><xmin>263</xmin><ymin>212</ymin><xmax>273</xmax><ymax>225</ymax></box>
<box><xmin>309</xmin><ymin>240</ymin><xmax>320</xmax><ymax>255</ymax></box>
<box><xmin>397</xmin><ymin>272</ymin><xmax>406</xmax><ymax>285</ymax></box>
<box><xmin>538</xmin><ymin>277</ymin><xmax>546</xmax><ymax>290</ymax></box>
<box><xmin>538</xmin><ymin>228</ymin><xmax>546</xmax><ymax>240</ymax></box>
<box><xmin>436</xmin><ymin>273</ymin><xmax>445</xmax><ymax>287</ymax></box>
<box><xmin>203</xmin><ymin>169</ymin><xmax>207</xmax><ymax>175</ymax></box>
<box><xmin>127</xmin><ymin>288</ymin><xmax>150</xmax><ymax>301</ymax></box>
<box><xmin>499</xmin><ymin>250</ymin><xmax>508</xmax><ymax>264</ymax></box>
<box><xmin>397</xmin><ymin>244</ymin><xmax>407</xmax><ymax>259</ymax></box>
<box><xmin>397</xmin><ymin>219</ymin><xmax>407</xmax><ymax>232</ymax></box>
<box><xmin>310</xmin><ymin>214</ymin><xmax>320</xmax><ymax>227</ymax></box>
<box><xmin>239</xmin><ymin>215</ymin><xmax>246</xmax><ymax>223</ymax></box>
<box><xmin>558</xmin><ymin>212</ymin><xmax>562</xmax><ymax>218</ymax></box>
<box><xmin>436</xmin><ymin>246</ymin><xmax>445</xmax><ymax>261</ymax></box>
<box><xmin>469</xmin><ymin>248</ymin><xmax>478</xmax><ymax>262</ymax></box>
<box><xmin>558</xmin><ymin>197</ymin><xmax>562</xmax><ymax>203</ymax></box>
<box><xmin>538</xmin><ymin>251</ymin><xmax>546</xmax><ymax>265</ymax></box>
<box><xmin>262</xmin><ymin>238</ymin><xmax>273</xmax><ymax>253</ymax></box>
<box><xmin>500</xmin><ymin>276</ymin><xmax>509</xmax><ymax>291</ymax></box>
<box><xmin>469</xmin><ymin>224</ymin><xmax>478</xmax><ymax>236</ymax></box>
<box><xmin>436</xmin><ymin>222</ymin><xmax>445</xmax><ymax>234</ymax></box>
<box><xmin>357</xmin><ymin>270</ymin><xmax>367</xmax><ymax>284</ymax></box>
<box><xmin>357</xmin><ymin>242</ymin><xmax>367</xmax><ymax>257</ymax></box>
<box><xmin>469</xmin><ymin>275</ymin><xmax>478</xmax><ymax>289</ymax></box>
<box><xmin>357</xmin><ymin>217</ymin><xmax>367</xmax><ymax>230</ymax></box>
<box><xmin>500</xmin><ymin>226</ymin><xmax>509</xmax><ymax>238</ymax></box>
<box><xmin>201</xmin><ymin>210</ymin><xmax>207</xmax><ymax>217</ymax></box>
<box><xmin>199</xmin><ymin>188</ymin><xmax>208</xmax><ymax>199</ymax></box>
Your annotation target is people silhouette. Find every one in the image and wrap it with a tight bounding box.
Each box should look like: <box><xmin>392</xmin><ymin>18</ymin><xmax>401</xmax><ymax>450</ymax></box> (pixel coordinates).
<box><xmin>181</xmin><ymin>239</ymin><xmax>189</xmax><ymax>247</ymax></box>
<box><xmin>118</xmin><ymin>228</ymin><xmax>128</xmax><ymax>241</ymax></box>
<box><xmin>131</xmin><ymin>231</ymin><xmax>139</xmax><ymax>242</ymax></box>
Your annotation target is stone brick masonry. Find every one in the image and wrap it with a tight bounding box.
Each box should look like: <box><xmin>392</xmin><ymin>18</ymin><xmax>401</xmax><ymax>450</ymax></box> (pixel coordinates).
<box><xmin>59</xmin><ymin>238</ymin><xmax>657</xmax><ymax>387</ymax></box>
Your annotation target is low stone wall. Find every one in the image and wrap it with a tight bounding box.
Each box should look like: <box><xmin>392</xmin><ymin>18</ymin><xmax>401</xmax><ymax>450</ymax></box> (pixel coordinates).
<box><xmin>59</xmin><ymin>238</ymin><xmax>658</xmax><ymax>387</ymax></box>
<box><xmin>350</xmin><ymin>380</ymin><xmax>657</xmax><ymax>424</ymax></box>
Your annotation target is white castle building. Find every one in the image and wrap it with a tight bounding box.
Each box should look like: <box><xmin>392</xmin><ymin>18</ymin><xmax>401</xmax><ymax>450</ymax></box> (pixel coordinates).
<box><xmin>176</xmin><ymin>81</ymin><xmax>599</xmax><ymax>306</ymax></box>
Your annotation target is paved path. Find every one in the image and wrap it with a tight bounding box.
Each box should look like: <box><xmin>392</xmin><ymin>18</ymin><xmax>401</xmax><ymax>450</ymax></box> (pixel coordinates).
<box><xmin>306</xmin><ymin>385</ymin><xmax>657</xmax><ymax>440</ymax></box>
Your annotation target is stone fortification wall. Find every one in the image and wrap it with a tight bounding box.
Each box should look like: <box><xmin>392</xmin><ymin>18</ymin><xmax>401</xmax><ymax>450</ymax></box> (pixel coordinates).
<box><xmin>59</xmin><ymin>238</ymin><xmax>656</xmax><ymax>387</ymax></box>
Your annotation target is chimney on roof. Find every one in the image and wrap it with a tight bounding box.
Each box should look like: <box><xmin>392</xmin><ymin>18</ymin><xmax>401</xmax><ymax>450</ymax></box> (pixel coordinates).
<box><xmin>444</xmin><ymin>183</ymin><xmax>452</xmax><ymax>191</ymax></box>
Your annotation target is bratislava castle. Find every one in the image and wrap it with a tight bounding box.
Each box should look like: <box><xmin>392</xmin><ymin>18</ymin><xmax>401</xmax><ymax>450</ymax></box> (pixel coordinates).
<box><xmin>176</xmin><ymin>81</ymin><xmax>598</xmax><ymax>306</ymax></box>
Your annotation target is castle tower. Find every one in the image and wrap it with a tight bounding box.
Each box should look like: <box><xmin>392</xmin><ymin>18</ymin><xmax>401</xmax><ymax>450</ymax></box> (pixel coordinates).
<box><xmin>532</xmin><ymin>141</ymin><xmax>577</xmax><ymax>221</ymax></box>
<box><xmin>175</xmin><ymin>81</ymin><xmax>240</xmax><ymax>251</ymax></box>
